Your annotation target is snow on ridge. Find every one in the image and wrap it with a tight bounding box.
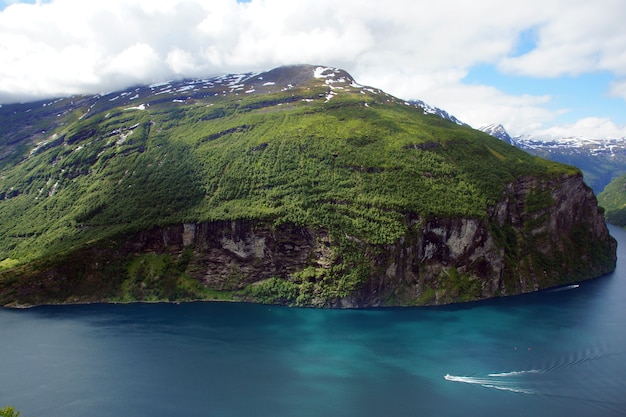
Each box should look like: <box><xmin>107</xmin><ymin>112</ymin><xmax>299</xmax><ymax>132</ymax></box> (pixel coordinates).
<box><xmin>512</xmin><ymin>134</ymin><xmax>626</xmax><ymax>155</ymax></box>
<box><xmin>176</xmin><ymin>85</ymin><xmax>194</xmax><ymax>93</ymax></box>
<box><xmin>149</xmin><ymin>80</ymin><xmax>172</xmax><ymax>88</ymax></box>
<box><xmin>324</xmin><ymin>91</ymin><xmax>337</xmax><ymax>102</ymax></box>
<box><xmin>516</xmin><ymin>135</ymin><xmax>626</xmax><ymax>145</ymax></box>
<box><xmin>124</xmin><ymin>104</ymin><xmax>146</xmax><ymax>111</ymax></box>
<box><xmin>314</xmin><ymin>66</ymin><xmax>339</xmax><ymax>79</ymax></box>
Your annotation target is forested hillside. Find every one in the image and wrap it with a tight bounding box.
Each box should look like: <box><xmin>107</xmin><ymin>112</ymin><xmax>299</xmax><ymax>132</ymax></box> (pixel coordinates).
<box><xmin>598</xmin><ymin>174</ymin><xmax>626</xmax><ymax>228</ymax></box>
<box><xmin>0</xmin><ymin>65</ymin><xmax>616</xmax><ymax>307</ymax></box>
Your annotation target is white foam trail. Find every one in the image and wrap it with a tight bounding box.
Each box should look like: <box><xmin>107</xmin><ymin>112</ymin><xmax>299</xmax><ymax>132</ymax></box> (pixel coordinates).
<box><xmin>488</xmin><ymin>370</ymin><xmax>542</xmax><ymax>377</ymax></box>
<box><xmin>482</xmin><ymin>384</ymin><xmax>536</xmax><ymax>394</ymax></box>
<box><xmin>550</xmin><ymin>284</ymin><xmax>580</xmax><ymax>292</ymax></box>
<box><xmin>444</xmin><ymin>372</ymin><xmax>536</xmax><ymax>394</ymax></box>
<box><xmin>444</xmin><ymin>374</ymin><xmax>491</xmax><ymax>384</ymax></box>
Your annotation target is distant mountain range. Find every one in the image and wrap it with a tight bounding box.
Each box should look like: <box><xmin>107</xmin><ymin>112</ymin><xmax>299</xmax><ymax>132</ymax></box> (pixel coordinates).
<box><xmin>402</xmin><ymin>113</ymin><xmax>626</xmax><ymax>197</ymax></box>
<box><xmin>479</xmin><ymin>124</ymin><xmax>514</xmax><ymax>144</ymax></box>
<box><xmin>417</xmin><ymin>111</ymin><xmax>626</xmax><ymax>228</ymax></box>
<box><xmin>478</xmin><ymin>124</ymin><xmax>626</xmax><ymax>195</ymax></box>
<box><xmin>378</xmin><ymin>105</ymin><xmax>621</xmax><ymax>196</ymax></box>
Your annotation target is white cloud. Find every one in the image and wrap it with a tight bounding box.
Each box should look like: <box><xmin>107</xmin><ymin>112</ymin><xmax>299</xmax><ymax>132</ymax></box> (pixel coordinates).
<box><xmin>610</xmin><ymin>79</ymin><xmax>626</xmax><ymax>101</ymax></box>
<box><xmin>534</xmin><ymin>117</ymin><xmax>626</xmax><ymax>140</ymax></box>
<box><xmin>425</xmin><ymin>83</ymin><xmax>557</xmax><ymax>136</ymax></box>
<box><xmin>166</xmin><ymin>48</ymin><xmax>198</xmax><ymax>75</ymax></box>
<box><xmin>498</xmin><ymin>0</ymin><xmax>626</xmax><ymax>78</ymax></box>
<box><xmin>0</xmin><ymin>0</ymin><xmax>625</xmax><ymax>137</ymax></box>
<box><xmin>102</xmin><ymin>43</ymin><xmax>163</xmax><ymax>83</ymax></box>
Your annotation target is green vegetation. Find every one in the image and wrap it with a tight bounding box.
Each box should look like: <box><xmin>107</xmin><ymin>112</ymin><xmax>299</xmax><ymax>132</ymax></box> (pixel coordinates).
<box><xmin>0</xmin><ymin>86</ymin><xmax>570</xmax><ymax>264</ymax></box>
<box><xmin>0</xmin><ymin>406</ymin><xmax>20</xmax><ymax>417</ymax></box>
<box><xmin>432</xmin><ymin>267</ymin><xmax>482</xmax><ymax>304</ymax></box>
<box><xmin>0</xmin><ymin>68</ymin><xmax>588</xmax><ymax>306</ymax></box>
<box><xmin>525</xmin><ymin>146</ymin><xmax>626</xmax><ymax>195</ymax></box>
<box><xmin>598</xmin><ymin>173</ymin><xmax>626</xmax><ymax>228</ymax></box>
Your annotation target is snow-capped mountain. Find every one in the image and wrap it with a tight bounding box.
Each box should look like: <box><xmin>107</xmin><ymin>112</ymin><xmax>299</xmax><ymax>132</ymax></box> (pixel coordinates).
<box><xmin>479</xmin><ymin>124</ymin><xmax>513</xmax><ymax>144</ymax></box>
<box><xmin>479</xmin><ymin>125</ymin><xmax>626</xmax><ymax>194</ymax></box>
<box><xmin>0</xmin><ymin>65</ymin><xmax>401</xmax><ymax>167</ymax></box>
<box><xmin>409</xmin><ymin>100</ymin><xmax>468</xmax><ymax>126</ymax></box>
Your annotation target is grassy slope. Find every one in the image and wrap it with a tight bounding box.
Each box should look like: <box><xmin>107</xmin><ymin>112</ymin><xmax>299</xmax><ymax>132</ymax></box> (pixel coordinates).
<box><xmin>0</xmin><ymin>79</ymin><xmax>576</xmax><ymax>273</ymax></box>
<box><xmin>598</xmin><ymin>173</ymin><xmax>626</xmax><ymax>227</ymax></box>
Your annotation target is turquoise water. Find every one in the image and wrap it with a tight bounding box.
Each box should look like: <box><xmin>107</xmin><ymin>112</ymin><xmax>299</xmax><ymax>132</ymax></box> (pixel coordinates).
<box><xmin>1</xmin><ymin>226</ymin><xmax>626</xmax><ymax>417</ymax></box>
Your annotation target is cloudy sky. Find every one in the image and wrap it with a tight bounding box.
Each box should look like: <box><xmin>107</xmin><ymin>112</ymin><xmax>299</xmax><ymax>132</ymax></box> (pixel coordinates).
<box><xmin>1</xmin><ymin>0</ymin><xmax>626</xmax><ymax>138</ymax></box>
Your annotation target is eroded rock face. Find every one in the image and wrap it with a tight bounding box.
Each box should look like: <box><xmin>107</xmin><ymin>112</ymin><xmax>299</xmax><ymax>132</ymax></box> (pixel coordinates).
<box><xmin>341</xmin><ymin>173</ymin><xmax>616</xmax><ymax>307</ymax></box>
<box><xmin>0</xmin><ymin>174</ymin><xmax>616</xmax><ymax>308</ymax></box>
<box><xmin>126</xmin><ymin>221</ymin><xmax>333</xmax><ymax>291</ymax></box>
<box><xmin>119</xmin><ymin>173</ymin><xmax>615</xmax><ymax>307</ymax></box>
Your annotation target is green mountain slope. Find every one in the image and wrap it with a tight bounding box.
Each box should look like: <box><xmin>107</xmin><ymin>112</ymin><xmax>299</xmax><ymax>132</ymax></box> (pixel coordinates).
<box><xmin>598</xmin><ymin>173</ymin><xmax>626</xmax><ymax>227</ymax></box>
<box><xmin>0</xmin><ymin>65</ymin><xmax>617</xmax><ymax>307</ymax></box>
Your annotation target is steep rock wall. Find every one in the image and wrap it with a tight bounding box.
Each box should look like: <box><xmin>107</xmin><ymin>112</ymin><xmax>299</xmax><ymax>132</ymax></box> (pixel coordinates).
<box><xmin>126</xmin><ymin>221</ymin><xmax>332</xmax><ymax>290</ymax></box>
<box><xmin>0</xmin><ymin>173</ymin><xmax>616</xmax><ymax>307</ymax></box>
<box><xmin>339</xmin><ymin>173</ymin><xmax>616</xmax><ymax>307</ymax></box>
<box><xmin>120</xmin><ymin>173</ymin><xmax>616</xmax><ymax>307</ymax></box>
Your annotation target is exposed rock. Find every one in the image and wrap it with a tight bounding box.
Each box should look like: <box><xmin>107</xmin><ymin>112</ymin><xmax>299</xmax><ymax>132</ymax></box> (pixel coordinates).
<box><xmin>0</xmin><ymin>173</ymin><xmax>616</xmax><ymax>308</ymax></box>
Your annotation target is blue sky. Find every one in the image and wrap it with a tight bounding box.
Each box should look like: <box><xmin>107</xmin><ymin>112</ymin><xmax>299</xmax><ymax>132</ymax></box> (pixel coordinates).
<box><xmin>1</xmin><ymin>0</ymin><xmax>625</xmax><ymax>139</ymax></box>
<box><xmin>0</xmin><ymin>0</ymin><xmax>36</xmax><ymax>8</ymax></box>
<box><xmin>464</xmin><ymin>66</ymin><xmax>626</xmax><ymax>126</ymax></box>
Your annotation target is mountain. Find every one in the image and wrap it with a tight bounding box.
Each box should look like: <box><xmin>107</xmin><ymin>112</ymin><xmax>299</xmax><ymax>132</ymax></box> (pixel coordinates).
<box><xmin>0</xmin><ymin>64</ymin><xmax>616</xmax><ymax>308</ymax></box>
<box><xmin>479</xmin><ymin>125</ymin><xmax>626</xmax><ymax>195</ymax></box>
<box><xmin>479</xmin><ymin>124</ymin><xmax>513</xmax><ymax>144</ymax></box>
<box><xmin>597</xmin><ymin>174</ymin><xmax>626</xmax><ymax>228</ymax></box>
<box><xmin>409</xmin><ymin>100</ymin><xmax>468</xmax><ymax>127</ymax></box>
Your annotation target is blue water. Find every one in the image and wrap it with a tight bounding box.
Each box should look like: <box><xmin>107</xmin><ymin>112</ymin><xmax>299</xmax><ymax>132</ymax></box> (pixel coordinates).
<box><xmin>2</xmin><ymin>226</ymin><xmax>626</xmax><ymax>417</ymax></box>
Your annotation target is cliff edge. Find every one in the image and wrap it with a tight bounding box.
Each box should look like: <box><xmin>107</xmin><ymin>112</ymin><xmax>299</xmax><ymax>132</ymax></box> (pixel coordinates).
<box><xmin>1</xmin><ymin>172</ymin><xmax>615</xmax><ymax>308</ymax></box>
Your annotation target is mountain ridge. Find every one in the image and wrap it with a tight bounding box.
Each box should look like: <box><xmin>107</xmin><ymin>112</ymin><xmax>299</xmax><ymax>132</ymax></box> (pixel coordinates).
<box><xmin>479</xmin><ymin>124</ymin><xmax>626</xmax><ymax>195</ymax></box>
<box><xmin>0</xmin><ymin>64</ymin><xmax>617</xmax><ymax>307</ymax></box>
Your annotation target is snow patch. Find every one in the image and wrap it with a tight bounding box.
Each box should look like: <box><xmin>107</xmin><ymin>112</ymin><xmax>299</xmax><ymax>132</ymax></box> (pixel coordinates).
<box><xmin>150</xmin><ymin>81</ymin><xmax>171</xmax><ymax>88</ymax></box>
<box><xmin>176</xmin><ymin>85</ymin><xmax>194</xmax><ymax>93</ymax></box>
<box><xmin>125</xmin><ymin>104</ymin><xmax>146</xmax><ymax>111</ymax></box>
<box><xmin>314</xmin><ymin>66</ymin><xmax>338</xmax><ymax>78</ymax></box>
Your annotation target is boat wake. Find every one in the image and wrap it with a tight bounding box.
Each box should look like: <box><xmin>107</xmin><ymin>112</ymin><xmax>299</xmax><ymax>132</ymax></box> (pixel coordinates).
<box><xmin>444</xmin><ymin>371</ymin><xmax>540</xmax><ymax>394</ymax></box>
<box><xmin>444</xmin><ymin>345</ymin><xmax>626</xmax><ymax>413</ymax></box>
<box><xmin>549</xmin><ymin>284</ymin><xmax>580</xmax><ymax>292</ymax></box>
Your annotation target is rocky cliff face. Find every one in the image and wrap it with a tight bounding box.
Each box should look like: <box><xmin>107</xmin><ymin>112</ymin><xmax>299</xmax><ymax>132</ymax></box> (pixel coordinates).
<box><xmin>2</xmin><ymin>172</ymin><xmax>614</xmax><ymax>308</ymax></box>
<box><xmin>342</xmin><ymin>173</ymin><xmax>616</xmax><ymax>307</ymax></box>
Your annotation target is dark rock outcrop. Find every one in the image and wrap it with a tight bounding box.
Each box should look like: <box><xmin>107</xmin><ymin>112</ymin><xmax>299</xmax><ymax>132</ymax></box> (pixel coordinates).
<box><xmin>1</xmin><ymin>172</ymin><xmax>614</xmax><ymax>308</ymax></box>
